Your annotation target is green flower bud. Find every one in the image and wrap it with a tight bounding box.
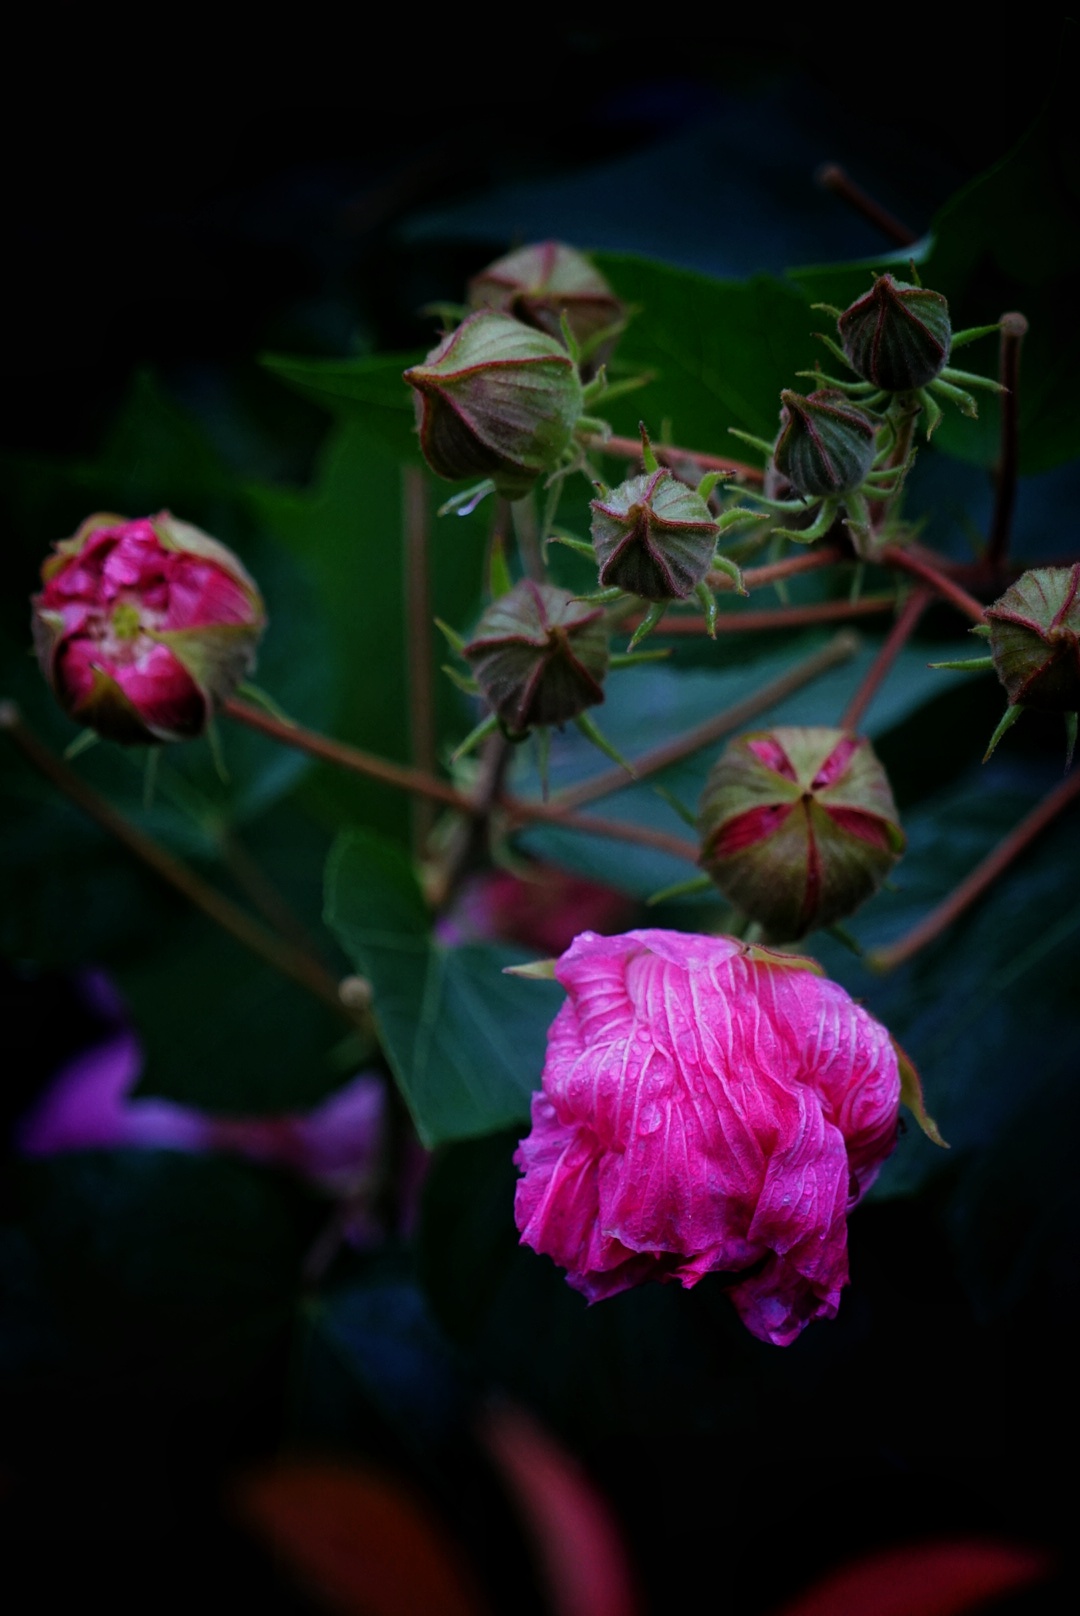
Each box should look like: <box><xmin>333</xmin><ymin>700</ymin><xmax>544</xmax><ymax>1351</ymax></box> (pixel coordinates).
<box><xmin>590</xmin><ymin>468</ymin><xmax>719</xmax><ymax>601</ymax></box>
<box><xmin>464</xmin><ymin>580</ymin><xmax>608</xmax><ymax>734</ymax></box>
<box><xmin>773</xmin><ymin>389</ymin><xmax>878</xmax><ymax>498</ymax></box>
<box><xmin>986</xmin><ymin>565</ymin><xmax>1080</xmax><ymax>711</ymax></box>
<box><xmin>403</xmin><ymin>312</ymin><xmax>584</xmax><ymax>500</ymax></box>
<box><xmin>468</xmin><ymin>241</ymin><xmax>625</xmax><ymax>371</ymax></box>
<box><xmin>699</xmin><ymin>727</ymin><xmax>904</xmax><ymax>941</ymax></box>
<box><xmin>838</xmin><ymin>274</ymin><xmax>951</xmax><ymax>392</ymax></box>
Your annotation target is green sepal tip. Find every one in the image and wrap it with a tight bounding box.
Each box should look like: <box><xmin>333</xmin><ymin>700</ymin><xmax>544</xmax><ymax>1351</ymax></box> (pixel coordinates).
<box><xmin>574</xmin><ymin>711</ymin><xmax>636</xmax><ymax>776</ymax></box>
<box><xmin>983</xmin><ymin>701</ymin><xmax>1024</xmax><ymax>762</ymax></box>
<box><xmin>645</xmin><ymin>873</ymin><xmax>714</xmax><ymax>907</ymax></box>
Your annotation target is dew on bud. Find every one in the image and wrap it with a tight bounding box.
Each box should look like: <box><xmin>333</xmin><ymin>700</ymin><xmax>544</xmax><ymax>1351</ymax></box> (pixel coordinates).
<box><xmin>698</xmin><ymin>726</ymin><xmax>904</xmax><ymax>940</ymax></box>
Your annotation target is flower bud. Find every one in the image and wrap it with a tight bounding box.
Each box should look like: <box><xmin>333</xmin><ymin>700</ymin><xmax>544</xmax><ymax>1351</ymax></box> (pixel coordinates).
<box><xmin>837</xmin><ymin>274</ymin><xmax>951</xmax><ymax>392</ymax></box>
<box><xmin>32</xmin><ymin>512</ymin><xmax>265</xmax><ymax>744</ymax></box>
<box><xmin>699</xmin><ymin>726</ymin><xmax>904</xmax><ymax>940</ymax></box>
<box><xmin>985</xmin><ymin>565</ymin><xmax>1080</xmax><ymax>711</ymax></box>
<box><xmin>403</xmin><ymin>311</ymin><xmax>584</xmax><ymax>500</ymax></box>
<box><xmin>467</xmin><ymin>241</ymin><xmax>625</xmax><ymax>371</ymax></box>
<box><xmin>463</xmin><ymin>580</ymin><xmax>608</xmax><ymax>734</ymax></box>
<box><xmin>590</xmin><ymin>468</ymin><xmax>719</xmax><ymax>601</ymax></box>
<box><xmin>773</xmin><ymin>389</ymin><xmax>878</xmax><ymax>498</ymax></box>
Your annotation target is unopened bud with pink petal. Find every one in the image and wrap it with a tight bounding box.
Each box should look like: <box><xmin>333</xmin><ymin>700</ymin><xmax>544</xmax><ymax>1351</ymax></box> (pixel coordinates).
<box><xmin>32</xmin><ymin>512</ymin><xmax>266</xmax><ymax>744</ymax></box>
<box><xmin>463</xmin><ymin>580</ymin><xmax>608</xmax><ymax>735</ymax></box>
<box><xmin>514</xmin><ymin>928</ymin><xmax>902</xmax><ymax>1346</ymax></box>
<box><xmin>403</xmin><ymin>311</ymin><xmax>584</xmax><ymax>500</ymax></box>
<box><xmin>468</xmin><ymin>240</ymin><xmax>625</xmax><ymax>371</ymax></box>
<box><xmin>698</xmin><ymin>726</ymin><xmax>904</xmax><ymax>940</ymax></box>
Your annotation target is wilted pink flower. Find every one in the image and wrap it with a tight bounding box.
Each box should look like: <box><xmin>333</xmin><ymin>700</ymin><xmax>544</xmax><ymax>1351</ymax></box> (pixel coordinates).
<box><xmin>514</xmin><ymin>929</ymin><xmax>900</xmax><ymax>1346</ymax></box>
<box><xmin>32</xmin><ymin>511</ymin><xmax>265</xmax><ymax>743</ymax></box>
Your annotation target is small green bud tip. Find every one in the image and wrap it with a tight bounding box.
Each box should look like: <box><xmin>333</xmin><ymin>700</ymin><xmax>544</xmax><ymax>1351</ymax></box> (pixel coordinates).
<box><xmin>772</xmin><ymin>389</ymin><xmax>878</xmax><ymax>499</ymax></box>
<box><xmin>985</xmin><ymin>565</ymin><xmax>1080</xmax><ymax>713</ymax></box>
<box><xmin>838</xmin><ymin>274</ymin><xmax>951</xmax><ymax>393</ymax></box>
<box><xmin>463</xmin><ymin>579</ymin><xmax>609</xmax><ymax>733</ymax></box>
<box><xmin>698</xmin><ymin>726</ymin><xmax>904</xmax><ymax>942</ymax></box>
<box><xmin>590</xmin><ymin>469</ymin><xmax>720</xmax><ymax>603</ymax></box>
<box><xmin>403</xmin><ymin>311</ymin><xmax>584</xmax><ymax>500</ymax></box>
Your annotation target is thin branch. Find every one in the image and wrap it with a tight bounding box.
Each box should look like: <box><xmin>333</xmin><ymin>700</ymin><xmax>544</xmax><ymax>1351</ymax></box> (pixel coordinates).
<box><xmin>816</xmin><ymin>163</ymin><xmax>918</xmax><ymax>247</ymax></box>
<box><xmin>987</xmin><ymin>312</ymin><xmax>1028</xmax><ymax>567</ymax></box>
<box><xmin>585</xmin><ymin>433</ymin><xmax>764</xmax><ymax>486</ymax></box>
<box><xmin>879</xmin><ymin>546</ymin><xmax>986</xmax><ymax>625</ymax></box>
<box><xmin>556</xmin><ymin>631</ymin><xmax>861</xmax><ymax>810</ymax></box>
<box><xmin>716</xmin><ymin>545</ymin><xmax>844</xmax><ymax>593</ymax></box>
<box><xmin>627</xmin><ymin>595</ymin><xmax>897</xmax><ymax>635</ymax></box>
<box><xmin>223</xmin><ymin>697</ymin><xmax>470</xmax><ymax>810</ymax></box>
<box><xmin>869</xmin><ymin>766</ymin><xmax>1080</xmax><ymax>972</ymax></box>
<box><xmin>498</xmin><ymin>794</ymin><xmax>701</xmax><ymax>864</ymax></box>
<box><xmin>840</xmin><ymin>589</ymin><xmax>929</xmax><ymax>731</ymax></box>
<box><xmin>218</xmin><ymin>829</ymin><xmax>327</xmax><ymax>961</ymax></box>
<box><xmin>402</xmin><ymin>466</ymin><xmax>437</xmax><ymax>852</ymax></box>
<box><xmin>0</xmin><ymin>702</ymin><xmax>357</xmax><ymax>1023</ymax></box>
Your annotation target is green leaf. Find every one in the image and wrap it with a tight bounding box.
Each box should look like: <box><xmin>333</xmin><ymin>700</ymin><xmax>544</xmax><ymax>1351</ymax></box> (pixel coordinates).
<box><xmin>262</xmin><ymin>350</ymin><xmax>426</xmax><ymax>463</ymax></box>
<box><xmin>591</xmin><ymin>253</ymin><xmax>815</xmax><ymax>446</ymax></box>
<box><xmin>325</xmin><ymin>830</ymin><xmax>562</xmax><ymax>1146</ymax></box>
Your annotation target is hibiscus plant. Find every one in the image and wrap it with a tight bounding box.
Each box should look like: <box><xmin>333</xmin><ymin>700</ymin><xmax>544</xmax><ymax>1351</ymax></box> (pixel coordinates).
<box><xmin>1</xmin><ymin>51</ymin><xmax>1076</xmax><ymax>1616</ymax></box>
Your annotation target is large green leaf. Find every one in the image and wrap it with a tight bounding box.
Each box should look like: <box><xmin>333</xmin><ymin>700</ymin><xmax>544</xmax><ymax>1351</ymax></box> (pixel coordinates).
<box><xmin>325</xmin><ymin>829</ymin><xmax>562</xmax><ymax>1146</ymax></box>
<box><xmin>592</xmin><ymin>254</ymin><xmax>815</xmax><ymax>449</ymax></box>
<box><xmin>261</xmin><ymin>351</ymin><xmax>426</xmax><ymax>464</ymax></box>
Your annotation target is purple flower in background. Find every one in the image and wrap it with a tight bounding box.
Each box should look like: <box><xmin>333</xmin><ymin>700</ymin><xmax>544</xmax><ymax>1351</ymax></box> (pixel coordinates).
<box><xmin>17</xmin><ymin>970</ymin><xmax>399</xmax><ymax>1246</ymax></box>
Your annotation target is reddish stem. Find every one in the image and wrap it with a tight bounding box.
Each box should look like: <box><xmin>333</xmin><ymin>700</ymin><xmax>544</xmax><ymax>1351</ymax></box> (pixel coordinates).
<box><xmin>725</xmin><ymin>546</ymin><xmax>844</xmax><ymax>593</ymax></box>
<box><xmin>0</xmin><ymin>702</ymin><xmax>356</xmax><ymax>1021</ymax></box>
<box><xmin>628</xmin><ymin>595</ymin><xmax>896</xmax><ymax>636</ymax></box>
<box><xmin>816</xmin><ymin>163</ymin><xmax>918</xmax><ymax>247</ymax></box>
<box><xmin>224</xmin><ymin>697</ymin><xmax>470</xmax><ymax>810</ymax></box>
<box><xmin>879</xmin><ymin>547</ymin><xmax>986</xmax><ymax>624</ymax></box>
<box><xmin>224</xmin><ymin>698</ymin><xmax>699</xmax><ymax>862</ymax></box>
<box><xmin>558</xmin><ymin>631</ymin><xmax>859</xmax><ymax>810</ymax></box>
<box><xmin>870</xmin><ymin>766</ymin><xmax>1080</xmax><ymax>972</ymax></box>
<box><xmin>402</xmin><ymin>467</ymin><xmax>437</xmax><ymax>851</ymax></box>
<box><xmin>840</xmin><ymin>590</ymin><xmax>930</xmax><ymax>731</ymax></box>
<box><xmin>589</xmin><ymin>434</ymin><xmax>764</xmax><ymax>485</ymax></box>
<box><xmin>498</xmin><ymin>795</ymin><xmax>700</xmax><ymax>865</ymax></box>
<box><xmin>987</xmin><ymin>312</ymin><xmax>1028</xmax><ymax>567</ymax></box>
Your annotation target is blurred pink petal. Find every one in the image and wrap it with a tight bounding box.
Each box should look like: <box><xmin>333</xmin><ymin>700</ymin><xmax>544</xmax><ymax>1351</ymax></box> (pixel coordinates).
<box><xmin>480</xmin><ymin>1402</ymin><xmax>640</xmax><ymax>1616</ymax></box>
